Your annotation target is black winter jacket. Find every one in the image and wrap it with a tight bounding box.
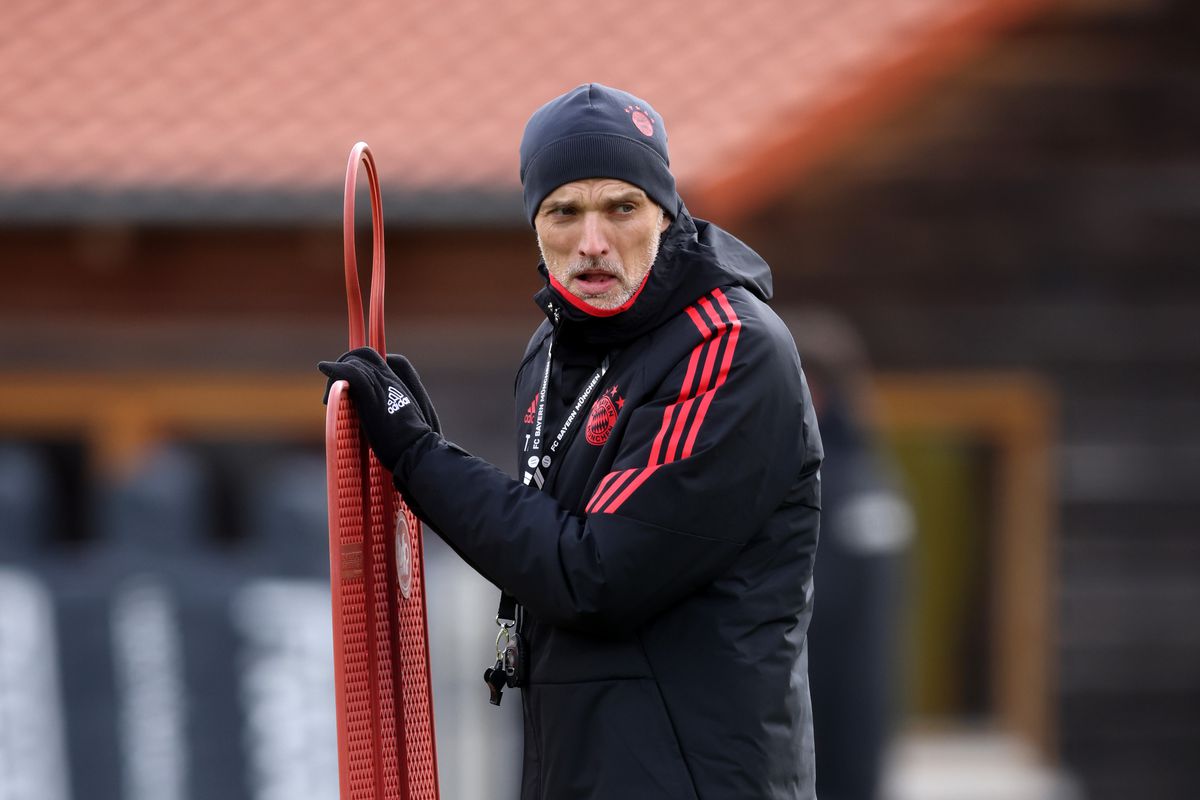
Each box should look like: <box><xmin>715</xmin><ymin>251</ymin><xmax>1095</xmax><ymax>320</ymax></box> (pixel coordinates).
<box><xmin>397</xmin><ymin>208</ymin><xmax>822</xmax><ymax>799</ymax></box>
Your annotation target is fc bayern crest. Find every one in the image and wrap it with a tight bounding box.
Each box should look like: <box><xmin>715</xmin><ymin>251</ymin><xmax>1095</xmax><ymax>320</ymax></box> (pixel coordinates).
<box><xmin>586</xmin><ymin>385</ymin><xmax>623</xmax><ymax>446</ymax></box>
<box><xmin>624</xmin><ymin>105</ymin><xmax>654</xmax><ymax>137</ymax></box>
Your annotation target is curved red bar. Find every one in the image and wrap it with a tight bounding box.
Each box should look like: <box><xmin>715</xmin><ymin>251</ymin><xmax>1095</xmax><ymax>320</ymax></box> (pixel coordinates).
<box><xmin>343</xmin><ymin>142</ymin><xmax>387</xmax><ymax>353</ymax></box>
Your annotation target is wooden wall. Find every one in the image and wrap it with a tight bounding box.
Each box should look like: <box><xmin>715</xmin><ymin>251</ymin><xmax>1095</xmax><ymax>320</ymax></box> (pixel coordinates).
<box><xmin>737</xmin><ymin>1</ymin><xmax>1200</xmax><ymax>797</ymax></box>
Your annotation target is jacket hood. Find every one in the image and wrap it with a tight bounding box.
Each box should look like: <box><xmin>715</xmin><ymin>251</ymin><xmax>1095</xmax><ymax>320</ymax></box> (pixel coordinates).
<box><xmin>534</xmin><ymin>204</ymin><xmax>773</xmax><ymax>346</ymax></box>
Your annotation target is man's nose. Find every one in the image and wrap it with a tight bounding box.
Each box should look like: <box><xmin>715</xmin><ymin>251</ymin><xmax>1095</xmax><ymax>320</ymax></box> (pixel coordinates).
<box><xmin>578</xmin><ymin>214</ymin><xmax>610</xmax><ymax>258</ymax></box>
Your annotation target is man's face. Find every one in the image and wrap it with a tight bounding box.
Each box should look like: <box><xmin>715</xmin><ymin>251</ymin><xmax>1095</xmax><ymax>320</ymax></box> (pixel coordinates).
<box><xmin>535</xmin><ymin>178</ymin><xmax>670</xmax><ymax>311</ymax></box>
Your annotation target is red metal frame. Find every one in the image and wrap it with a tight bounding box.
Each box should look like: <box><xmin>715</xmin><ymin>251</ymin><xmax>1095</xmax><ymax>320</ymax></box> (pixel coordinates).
<box><xmin>326</xmin><ymin>142</ymin><xmax>440</xmax><ymax>800</ymax></box>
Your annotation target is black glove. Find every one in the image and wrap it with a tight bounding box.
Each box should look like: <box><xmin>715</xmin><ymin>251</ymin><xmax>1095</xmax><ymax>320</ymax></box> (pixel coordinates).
<box><xmin>385</xmin><ymin>353</ymin><xmax>441</xmax><ymax>435</ymax></box>
<box><xmin>318</xmin><ymin>347</ymin><xmax>433</xmax><ymax>474</ymax></box>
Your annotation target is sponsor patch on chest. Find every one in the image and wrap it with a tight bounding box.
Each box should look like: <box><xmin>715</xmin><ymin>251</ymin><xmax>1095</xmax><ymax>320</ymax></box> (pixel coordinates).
<box><xmin>585</xmin><ymin>385</ymin><xmax>623</xmax><ymax>446</ymax></box>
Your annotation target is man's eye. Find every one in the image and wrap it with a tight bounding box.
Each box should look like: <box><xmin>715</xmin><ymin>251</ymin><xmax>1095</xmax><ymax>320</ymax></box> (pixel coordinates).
<box><xmin>552</xmin><ymin>206</ymin><xmax>576</xmax><ymax>216</ymax></box>
<box><xmin>615</xmin><ymin>203</ymin><xmax>636</xmax><ymax>214</ymax></box>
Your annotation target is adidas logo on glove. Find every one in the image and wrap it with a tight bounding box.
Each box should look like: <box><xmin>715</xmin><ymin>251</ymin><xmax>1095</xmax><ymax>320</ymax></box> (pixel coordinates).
<box><xmin>387</xmin><ymin>386</ymin><xmax>411</xmax><ymax>414</ymax></box>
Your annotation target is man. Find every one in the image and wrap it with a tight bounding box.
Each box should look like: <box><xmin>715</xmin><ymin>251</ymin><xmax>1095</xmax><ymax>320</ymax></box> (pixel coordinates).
<box><xmin>320</xmin><ymin>84</ymin><xmax>823</xmax><ymax>799</ymax></box>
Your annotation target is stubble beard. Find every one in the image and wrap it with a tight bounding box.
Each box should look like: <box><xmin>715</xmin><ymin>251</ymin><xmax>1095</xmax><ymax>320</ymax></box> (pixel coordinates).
<box><xmin>539</xmin><ymin>212</ymin><xmax>665</xmax><ymax>311</ymax></box>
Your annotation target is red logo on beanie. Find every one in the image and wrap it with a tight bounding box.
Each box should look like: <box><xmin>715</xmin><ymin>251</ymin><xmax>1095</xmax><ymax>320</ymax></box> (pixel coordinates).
<box><xmin>586</xmin><ymin>386</ymin><xmax>623</xmax><ymax>446</ymax></box>
<box><xmin>624</xmin><ymin>105</ymin><xmax>654</xmax><ymax>137</ymax></box>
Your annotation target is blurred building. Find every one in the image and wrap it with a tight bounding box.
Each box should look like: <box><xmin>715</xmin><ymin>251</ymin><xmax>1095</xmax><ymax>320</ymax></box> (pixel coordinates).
<box><xmin>1</xmin><ymin>1</ymin><xmax>1197</xmax><ymax>798</ymax></box>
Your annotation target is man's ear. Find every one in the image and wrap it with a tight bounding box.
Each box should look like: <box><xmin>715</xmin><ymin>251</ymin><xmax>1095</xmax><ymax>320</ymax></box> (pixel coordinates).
<box><xmin>659</xmin><ymin>212</ymin><xmax>671</xmax><ymax>233</ymax></box>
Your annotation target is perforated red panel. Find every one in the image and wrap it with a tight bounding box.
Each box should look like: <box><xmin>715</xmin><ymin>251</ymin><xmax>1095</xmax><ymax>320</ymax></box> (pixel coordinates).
<box><xmin>394</xmin><ymin>499</ymin><xmax>439</xmax><ymax>797</ymax></box>
<box><xmin>327</xmin><ymin>382</ymin><xmax>439</xmax><ymax>799</ymax></box>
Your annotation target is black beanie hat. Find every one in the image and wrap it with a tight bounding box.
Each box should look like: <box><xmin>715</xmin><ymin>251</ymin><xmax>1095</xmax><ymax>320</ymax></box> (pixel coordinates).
<box><xmin>519</xmin><ymin>83</ymin><xmax>679</xmax><ymax>227</ymax></box>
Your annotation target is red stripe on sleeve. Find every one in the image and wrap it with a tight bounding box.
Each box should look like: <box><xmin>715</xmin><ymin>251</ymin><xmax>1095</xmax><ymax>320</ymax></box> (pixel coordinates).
<box><xmin>592</xmin><ymin>293</ymin><xmax>742</xmax><ymax>516</ymax></box>
<box><xmin>676</xmin><ymin>331</ymin><xmax>706</xmax><ymax>402</ymax></box>
<box><xmin>681</xmin><ymin>392</ymin><xmax>717</xmax><ymax>461</ymax></box>
<box><xmin>663</xmin><ymin>396</ymin><xmax>697</xmax><ymax>463</ymax></box>
<box><xmin>648</xmin><ymin>303</ymin><xmax>709</xmax><ymax>465</ymax></box>
<box><xmin>694</xmin><ymin>318</ymin><xmax>726</xmax><ymax>396</ymax></box>
<box><xmin>585</xmin><ymin>471</ymin><xmax>622</xmax><ymax>513</ymax></box>
<box><xmin>588</xmin><ymin>468</ymin><xmax>639</xmax><ymax>512</ymax></box>
<box><xmin>698</xmin><ymin>296</ymin><xmax>725</xmax><ymax>329</ymax></box>
<box><xmin>657</xmin><ymin>307</ymin><xmax>729</xmax><ymax>462</ymax></box>
<box><xmin>685</xmin><ymin>305</ymin><xmax>710</xmax><ymax>336</ymax></box>
<box><xmin>663</xmin><ymin>315</ymin><xmax>729</xmax><ymax>459</ymax></box>
<box><xmin>600</xmin><ymin>464</ymin><xmax>660</xmax><ymax>514</ymax></box>
<box><xmin>646</xmin><ymin>401</ymin><xmax>677</xmax><ymax>467</ymax></box>
<box><xmin>711</xmin><ymin>289</ymin><xmax>742</xmax><ymax>388</ymax></box>
<box><xmin>681</xmin><ymin>290</ymin><xmax>742</xmax><ymax>459</ymax></box>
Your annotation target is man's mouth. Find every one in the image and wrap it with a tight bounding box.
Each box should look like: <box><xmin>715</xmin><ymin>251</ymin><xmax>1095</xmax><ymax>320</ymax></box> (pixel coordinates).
<box><xmin>573</xmin><ymin>270</ymin><xmax>618</xmax><ymax>293</ymax></box>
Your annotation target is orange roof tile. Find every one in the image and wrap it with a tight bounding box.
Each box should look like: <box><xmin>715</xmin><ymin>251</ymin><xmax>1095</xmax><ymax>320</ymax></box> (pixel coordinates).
<box><xmin>0</xmin><ymin>0</ymin><xmax>1044</xmax><ymax>223</ymax></box>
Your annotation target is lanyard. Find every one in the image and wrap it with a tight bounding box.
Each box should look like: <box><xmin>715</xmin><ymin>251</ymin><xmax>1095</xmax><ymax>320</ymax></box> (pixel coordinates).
<box><xmin>521</xmin><ymin>339</ymin><xmax>610</xmax><ymax>491</ymax></box>
<box><xmin>499</xmin><ymin>340</ymin><xmax>609</xmax><ymax>626</ymax></box>
<box><xmin>488</xmin><ymin>324</ymin><xmax>614</xmax><ymax>704</ymax></box>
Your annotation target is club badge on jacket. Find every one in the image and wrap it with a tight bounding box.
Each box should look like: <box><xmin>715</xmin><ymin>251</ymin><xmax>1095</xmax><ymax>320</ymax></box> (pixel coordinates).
<box><xmin>586</xmin><ymin>385</ymin><xmax>623</xmax><ymax>446</ymax></box>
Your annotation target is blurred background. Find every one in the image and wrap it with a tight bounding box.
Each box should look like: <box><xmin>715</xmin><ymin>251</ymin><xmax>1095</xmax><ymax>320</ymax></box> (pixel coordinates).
<box><xmin>0</xmin><ymin>0</ymin><xmax>1197</xmax><ymax>798</ymax></box>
